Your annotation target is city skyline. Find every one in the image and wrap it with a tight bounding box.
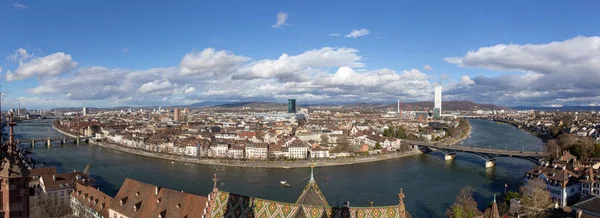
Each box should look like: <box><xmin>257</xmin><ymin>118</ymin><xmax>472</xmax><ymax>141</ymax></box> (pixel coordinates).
<box><xmin>2</xmin><ymin>1</ymin><xmax>600</xmax><ymax>110</ymax></box>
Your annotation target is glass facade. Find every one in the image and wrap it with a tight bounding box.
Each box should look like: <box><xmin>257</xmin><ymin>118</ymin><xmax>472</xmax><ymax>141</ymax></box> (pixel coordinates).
<box><xmin>288</xmin><ymin>99</ymin><xmax>296</xmax><ymax>113</ymax></box>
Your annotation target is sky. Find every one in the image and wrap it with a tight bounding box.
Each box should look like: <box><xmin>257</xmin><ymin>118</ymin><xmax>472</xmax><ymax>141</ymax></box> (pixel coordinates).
<box><xmin>1</xmin><ymin>0</ymin><xmax>600</xmax><ymax>109</ymax></box>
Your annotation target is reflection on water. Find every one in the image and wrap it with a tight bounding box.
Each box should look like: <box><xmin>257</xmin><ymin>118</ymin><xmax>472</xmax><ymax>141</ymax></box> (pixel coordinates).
<box><xmin>14</xmin><ymin>119</ymin><xmax>544</xmax><ymax>218</ymax></box>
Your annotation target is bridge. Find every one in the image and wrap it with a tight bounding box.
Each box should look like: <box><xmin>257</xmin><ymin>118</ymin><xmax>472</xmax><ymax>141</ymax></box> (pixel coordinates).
<box><xmin>402</xmin><ymin>139</ymin><xmax>548</xmax><ymax>168</ymax></box>
<box><xmin>15</xmin><ymin>136</ymin><xmax>90</xmax><ymax>148</ymax></box>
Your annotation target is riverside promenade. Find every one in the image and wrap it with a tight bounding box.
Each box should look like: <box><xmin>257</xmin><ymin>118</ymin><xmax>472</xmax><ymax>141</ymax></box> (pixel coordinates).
<box><xmin>51</xmin><ymin>122</ymin><xmax>474</xmax><ymax>169</ymax></box>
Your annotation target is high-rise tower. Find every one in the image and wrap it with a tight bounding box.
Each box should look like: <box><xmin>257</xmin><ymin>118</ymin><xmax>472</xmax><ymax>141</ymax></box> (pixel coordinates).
<box><xmin>434</xmin><ymin>86</ymin><xmax>442</xmax><ymax>119</ymax></box>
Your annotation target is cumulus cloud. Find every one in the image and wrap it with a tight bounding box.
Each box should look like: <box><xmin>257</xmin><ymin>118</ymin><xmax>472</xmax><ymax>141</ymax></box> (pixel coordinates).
<box><xmin>345</xmin><ymin>29</ymin><xmax>370</xmax><ymax>38</ymax></box>
<box><xmin>6</xmin><ymin>50</ymin><xmax>78</xmax><ymax>81</ymax></box>
<box><xmin>12</xmin><ymin>3</ymin><xmax>28</xmax><ymax>9</ymax></box>
<box><xmin>423</xmin><ymin>65</ymin><xmax>433</xmax><ymax>71</ymax></box>
<box><xmin>233</xmin><ymin>47</ymin><xmax>364</xmax><ymax>81</ymax></box>
<box><xmin>138</xmin><ymin>80</ymin><xmax>174</xmax><ymax>93</ymax></box>
<box><xmin>184</xmin><ymin>87</ymin><xmax>196</xmax><ymax>94</ymax></box>
<box><xmin>329</xmin><ymin>33</ymin><xmax>340</xmax><ymax>37</ymax></box>
<box><xmin>179</xmin><ymin>48</ymin><xmax>250</xmax><ymax>76</ymax></box>
<box><xmin>272</xmin><ymin>12</ymin><xmax>288</xmax><ymax>28</ymax></box>
<box><xmin>459</xmin><ymin>75</ymin><xmax>475</xmax><ymax>86</ymax></box>
<box><xmin>443</xmin><ymin>36</ymin><xmax>600</xmax><ymax>106</ymax></box>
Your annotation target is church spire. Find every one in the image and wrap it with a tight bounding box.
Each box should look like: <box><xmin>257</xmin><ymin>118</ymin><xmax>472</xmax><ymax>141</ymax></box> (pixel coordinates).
<box><xmin>310</xmin><ymin>163</ymin><xmax>314</xmax><ymax>181</ymax></box>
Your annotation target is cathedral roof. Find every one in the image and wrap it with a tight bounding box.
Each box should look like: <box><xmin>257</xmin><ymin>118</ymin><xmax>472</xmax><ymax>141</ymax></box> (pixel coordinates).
<box><xmin>295</xmin><ymin>165</ymin><xmax>329</xmax><ymax>207</ymax></box>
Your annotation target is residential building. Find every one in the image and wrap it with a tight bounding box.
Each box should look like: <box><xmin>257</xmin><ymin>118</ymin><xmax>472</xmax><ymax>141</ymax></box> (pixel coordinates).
<box><xmin>39</xmin><ymin>171</ymin><xmax>95</xmax><ymax>206</ymax></box>
<box><xmin>581</xmin><ymin>168</ymin><xmax>600</xmax><ymax>197</ymax></box>
<box><xmin>108</xmin><ymin>178</ymin><xmax>208</xmax><ymax>218</ymax></box>
<box><xmin>311</xmin><ymin>148</ymin><xmax>330</xmax><ymax>158</ymax></box>
<box><xmin>572</xmin><ymin>196</ymin><xmax>600</xmax><ymax>218</ymax></box>
<box><xmin>71</xmin><ymin>183</ymin><xmax>112</xmax><ymax>218</ymax></box>
<box><xmin>174</xmin><ymin>108</ymin><xmax>181</xmax><ymax>121</ymax></box>
<box><xmin>524</xmin><ymin>162</ymin><xmax>581</xmax><ymax>206</ymax></box>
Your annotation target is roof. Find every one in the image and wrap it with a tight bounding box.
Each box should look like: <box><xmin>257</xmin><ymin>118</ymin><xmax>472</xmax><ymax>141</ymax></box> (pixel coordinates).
<box><xmin>526</xmin><ymin>165</ymin><xmax>580</xmax><ymax>187</ymax></box>
<box><xmin>71</xmin><ymin>183</ymin><xmax>113</xmax><ymax>218</ymax></box>
<box><xmin>296</xmin><ymin>167</ymin><xmax>329</xmax><ymax>207</ymax></box>
<box><xmin>110</xmin><ymin>178</ymin><xmax>208</xmax><ymax>218</ymax></box>
<box><xmin>40</xmin><ymin>171</ymin><xmax>93</xmax><ymax>191</ymax></box>
<box><xmin>573</xmin><ymin>196</ymin><xmax>600</xmax><ymax>213</ymax></box>
<box><xmin>29</xmin><ymin>167</ymin><xmax>57</xmax><ymax>178</ymax></box>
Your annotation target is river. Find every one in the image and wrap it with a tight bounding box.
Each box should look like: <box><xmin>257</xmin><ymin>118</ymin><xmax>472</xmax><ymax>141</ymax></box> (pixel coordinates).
<box><xmin>12</xmin><ymin>119</ymin><xmax>544</xmax><ymax>218</ymax></box>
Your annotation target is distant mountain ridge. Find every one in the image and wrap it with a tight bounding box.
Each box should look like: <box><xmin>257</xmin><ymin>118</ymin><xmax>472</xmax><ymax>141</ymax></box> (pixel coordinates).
<box><xmin>386</xmin><ymin>100</ymin><xmax>506</xmax><ymax>111</ymax></box>
<box><xmin>512</xmin><ymin>106</ymin><xmax>600</xmax><ymax>111</ymax></box>
<box><xmin>50</xmin><ymin>100</ymin><xmax>505</xmax><ymax>111</ymax></box>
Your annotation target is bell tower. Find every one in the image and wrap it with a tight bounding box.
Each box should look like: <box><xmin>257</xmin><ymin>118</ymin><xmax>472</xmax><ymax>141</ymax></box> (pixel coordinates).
<box><xmin>0</xmin><ymin>113</ymin><xmax>30</xmax><ymax>218</ymax></box>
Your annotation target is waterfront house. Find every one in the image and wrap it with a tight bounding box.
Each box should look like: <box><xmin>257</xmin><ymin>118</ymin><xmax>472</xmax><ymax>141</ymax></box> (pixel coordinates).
<box><xmin>524</xmin><ymin>162</ymin><xmax>581</xmax><ymax>207</ymax></box>
<box><xmin>28</xmin><ymin>167</ymin><xmax>57</xmax><ymax>197</ymax></box>
<box><xmin>39</xmin><ymin>171</ymin><xmax>95</xmax><ymax>206</ymax></box>
<box><xmin>311</xmin><ymin>147</ymin><xmax>330</xmax><ymax>159</ymax></box>
<box><xmin>288</xmin><ymin>140</ymin><xmax>310</xmax><ymax>159</ymax></box>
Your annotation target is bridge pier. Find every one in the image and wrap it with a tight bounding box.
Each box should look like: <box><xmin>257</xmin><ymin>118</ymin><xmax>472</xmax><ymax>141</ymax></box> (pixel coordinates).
<box><xmin>62</xmin><ymin>138</ymin><xmax>66</xmax><ymax>145</ymax></box>
<box><xmin>47</xmin><ymin>138</ymin><xmax>51</xmax><ymax>148</ymax></box>
<box><xmin>444</xmin><ymin>153</ymin><xmax>456</xmax><ymax>160</ymax></box>
<box><xmin>31</xmin><ymin>139</ymin><xmax>35</xmax><ymax>148</ymax></box>
<box><xmin>76</xmin><ymin>137</ymin><xmax>80</xmax><ymax>145</ymax></box>
<box><xmin>485</xmin><ymin>159</ymin><xmax>496</xmax><ymax>168</ymax></box>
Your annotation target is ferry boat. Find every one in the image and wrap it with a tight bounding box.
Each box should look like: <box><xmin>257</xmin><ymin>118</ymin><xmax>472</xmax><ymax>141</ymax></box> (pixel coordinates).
<box><xmin>280</xmin><ymin>180</ymin><xmax>291</xmax><ymax>187</ymax></box>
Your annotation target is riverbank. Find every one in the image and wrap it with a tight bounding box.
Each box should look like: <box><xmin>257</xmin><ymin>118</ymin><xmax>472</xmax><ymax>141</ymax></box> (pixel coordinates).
<box><xmin>51</xmin><ymin>122</ymin><xmax>474</xmax><ymax>168</ymax></box>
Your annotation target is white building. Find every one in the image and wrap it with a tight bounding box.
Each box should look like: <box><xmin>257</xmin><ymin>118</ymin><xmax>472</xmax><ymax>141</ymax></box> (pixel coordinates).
<box><xmin>287</xmin><ymin>142</ymin><xmax>310</xmax><ymax>159</ymax></box>
<box><xmin>82</xmin><ymin>107</ymin><xmax>87</xmax><ymax>116</ymax></box>
<box><xmin>525</xmin><ymin>163</ymin><xmax>580</xmax><ymax>207</ymax></box>
<box><xmin>311</xmin><ymin>148</ymin><xmax>330</xmax><ymax>159</ymax></box>
<box><xmin>434</xmin><ymin>86</ymin><xmax>442</xmax><ymax>118</ymax></box>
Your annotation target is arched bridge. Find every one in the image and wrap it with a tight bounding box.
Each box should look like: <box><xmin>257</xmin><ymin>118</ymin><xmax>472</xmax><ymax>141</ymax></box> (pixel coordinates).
<box><xmin>403</xmin><ymin>139</ymin><xmax>548</xmax><ymax>168</ymax></box>
<box><xmin>15</xmin><ymin>136</ymin><xmax>91</xmax><ymax>148</ymax></box>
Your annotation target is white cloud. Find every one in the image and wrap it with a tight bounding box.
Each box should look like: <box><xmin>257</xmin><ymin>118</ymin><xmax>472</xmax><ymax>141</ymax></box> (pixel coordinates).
<box><xmin>8</xmin><ymin>48</ymin><xmax>33</xmax><ymax>62</ymax></box>
<box><xmin>138</xmin><ymin>80</ymin><xmax>174</xmax><ymax>93</ymax></box>
<box><xmin>423</xmin><ymin>65</ymin><xmax>433</xmax><ymax>71</ymax></box>
<box><xmin>345</xmin><ymin>29</ymin><xmax>370</xmax><ymax>38</ymax></box>
<box><xmin>272</xmin><ymin>12</ymin><xmax>288</xmax><ymax>28</ymax></box>
<box><xmin>12</xmin><ymin>3</ymin><xmax>28</xmax><ymax>9</ymax></box>
<box><xmin>6</xmin><ymin>51</ymin><xmax>78</xmax><ymax>81</ymax></box>
<box><xmin>329</xmin><ymin>33</ymin><xmax>340</xmax><ymax>37</ymax></box>
<box><xmin>459</xmin><ymin>75</ymin><xmax>475</xmax><ymax>86</ymax></box>
<box><xmin>233</xmin><ymin>47</ymin><xmax>364</xmax><ymax>81</ymax></box>
<box><xmin>179</xmin><ymin>48</ymin><xmax>250</xmax><ymax>76</ymax></box>
<box><xmin>184</xmin><ymin>87</ymin><xmax>196</xmax><ymax>94</ymax></box>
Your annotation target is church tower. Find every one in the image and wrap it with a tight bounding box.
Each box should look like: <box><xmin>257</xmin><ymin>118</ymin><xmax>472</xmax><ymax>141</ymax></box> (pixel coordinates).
<box><xmin>0</xmin><ymin>113</ymin><xmax>30</xmax><ymax>218</ymax></box>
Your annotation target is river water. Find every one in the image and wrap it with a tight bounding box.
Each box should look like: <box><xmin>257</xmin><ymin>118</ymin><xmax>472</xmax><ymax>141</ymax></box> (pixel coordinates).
<box><xmin>12</xmin><ymin>119</ymin><xmax>543</xmax><ymax>218</ymax></box>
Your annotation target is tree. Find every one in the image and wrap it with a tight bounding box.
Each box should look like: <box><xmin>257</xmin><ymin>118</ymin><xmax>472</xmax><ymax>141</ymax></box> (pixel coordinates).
<box><xmin>519</xmin><ymin>177</ymin><xmax>552</xmax><ymax>217</ymax></box>
<box><xmin>446</xmin><ymin>186</ymin><xmax>482</xmax><ymax>218</ymax></box>
<box><xmin>320</xmin><ymin>134</ymin><xmax>329</xmax><ymax>146</ymax></box>
<box><xmin>30</xmin><ymin>195</ymin><xmax>73</xmax><ymax>218</ymax></box>
<box><xmin>548</xmin><ymin>126</ymin><xmax>562</xmax><ymax>138</ymax></box>
<box><xmin>375</xmin><ymin>142</ymin><xmax>382</xmax><ymax>150</ymax></box>
<box><xmin>546</xmin><ymin>139</ymin><xmax>562</xmax><ymax>159</ymax></box>
<box><xmin>557</xmin><ymin>134</ymin><xmax>577</xmax><ymax>150</ymax></box>
<box><xmin>572</xmin><ymin>137</ymin><xmax>595</xmax><ymax>158</ymax></box>
<box><xmin>504</xmin><ymin>191</ymin><xmax>520</xmax><ymax>202</ymax></box>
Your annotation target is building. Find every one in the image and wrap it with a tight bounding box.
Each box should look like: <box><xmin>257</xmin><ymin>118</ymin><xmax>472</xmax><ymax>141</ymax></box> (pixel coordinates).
<box><xmin>581</xmin><ymin>168</ymin><xmax>600</xmax><ymax>197</ymax></box>
<box><xmin>39</xmin><ymin>171</ymin><xmax>95</xmax><ymax>206</ymax></box>
<box><xmin>206</xmin><ymin>166</ymin><xmax>412</xmax><ymax>218</ymax></box>
<box><xmin>288</xmin><ymin>99</ymin><xmax>296</xmax><ymax>113</ymax></box>
<box><xmin>0</xmin><ymin>113</ymin><xmax>31</xmax><ymax>218</ymax></box>
<box><xmin>434</xmin><ymin>86</ymin><xmax>442</xmax><ymax>119</ymax></box>
<box><xmin>524</xmin><ymin>162</ymin><xmax>581</xmax><ymax>207</ymax></box>
<box><xmin>108</xmin><ymin>178</ymin><xmax>208</xmax><ymax>218</ymax></box>
<box><xmin>174</xmin><ymin>108</ymin><xmax>181</xmax><ymax>121</ymax></box>
<box><xmin>83</xmin><ymin>107</ymin><xmax>87</xmax><ymax>116</ymax></box>
<box><xmin>71</xmin><ymin>183</ymin><xmax>112</xmax><ymax>218</ymax></box>
<box><xmin>572</xmin><ymin>196</ymin><xmax>600</xmax><ymax>218</ymax></box>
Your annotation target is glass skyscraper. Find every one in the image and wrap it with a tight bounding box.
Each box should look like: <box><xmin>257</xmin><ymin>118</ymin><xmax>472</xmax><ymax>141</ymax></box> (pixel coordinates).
<box><xmin>288</xmin><ymin>99</ymin><xmax>296</xmax><ymax>113</ymax></box>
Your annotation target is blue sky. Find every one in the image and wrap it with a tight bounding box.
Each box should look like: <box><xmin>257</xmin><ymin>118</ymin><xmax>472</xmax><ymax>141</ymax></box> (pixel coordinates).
<box><xmin>2</xmin><ymin>0</ymin><xmax>600</xmax><ymax>109</ymax></box>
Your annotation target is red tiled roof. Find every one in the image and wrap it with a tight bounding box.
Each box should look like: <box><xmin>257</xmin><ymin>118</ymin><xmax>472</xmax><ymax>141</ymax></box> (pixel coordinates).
<box><xmin>71</xmin><ymin>183</ymin><xmax>113</xmax><ymax>218</ymax></box>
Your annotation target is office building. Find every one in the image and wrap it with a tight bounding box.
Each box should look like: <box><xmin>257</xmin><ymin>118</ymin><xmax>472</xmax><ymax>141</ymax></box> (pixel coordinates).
<box><xmin>434</xmin><ymin>86</ymin><xmax>442</xmax><ymax>119</ymax></box>
<box><xmin>82</xmin><ymin>107</ymin><xmax>87</xmax><ymax>116</ymax></box>
<box><xmin>288</xmin><ymin>99</ymin><xmax>296</xmax><ymax>113</ymax></box>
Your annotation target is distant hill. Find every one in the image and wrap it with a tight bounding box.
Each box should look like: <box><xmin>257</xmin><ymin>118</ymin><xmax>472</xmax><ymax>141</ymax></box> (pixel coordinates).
<box><xmin>387</xmin><ymin>101</ymin><xmax>507</xmax><ymax>111</ymax></box>
<box><xmin>512</xmin><ymin>106</ymin><xmax>600</xmax><ymax>111</ymax></box>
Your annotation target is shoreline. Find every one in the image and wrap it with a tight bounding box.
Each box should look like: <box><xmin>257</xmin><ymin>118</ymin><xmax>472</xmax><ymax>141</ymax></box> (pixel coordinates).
<box><xmin>51</xmin><ymin>122</ymin><xmax>471</xmax><ymax>169</ymax></box>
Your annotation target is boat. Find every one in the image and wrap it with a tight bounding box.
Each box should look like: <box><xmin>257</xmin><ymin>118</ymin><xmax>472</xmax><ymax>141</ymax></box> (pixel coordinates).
<box><xmin>280</xmin><ymin>180</ymin><xmax>291</xmax><ymax>187</ymax></box>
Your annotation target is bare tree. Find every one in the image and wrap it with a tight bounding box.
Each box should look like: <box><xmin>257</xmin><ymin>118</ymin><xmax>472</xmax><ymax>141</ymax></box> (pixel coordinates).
<box><xmin>445</xmin><ymin>186</ymin><xmax>482</xmax><ymax>218</ymax></box>
<box><xmin>320</xmin><ymin>134</ymin><xmax>329</xmax><ymax>146</ymax></box>
<box><xmin>519</xmin><ymin>177</ymin><xmax>552</xmax><ymax>217</ymax></box>
<box><xmin>30</xmin><ymin>195</ymin><xmax>74</xmax><ymax>218</ymax></box>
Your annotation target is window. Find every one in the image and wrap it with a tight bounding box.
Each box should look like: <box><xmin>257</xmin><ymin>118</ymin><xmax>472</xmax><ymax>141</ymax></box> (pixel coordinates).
<box><xmin>114</xmin><ymin>213</ymin><xmax>117</xmax><ymax>218</ymax></box>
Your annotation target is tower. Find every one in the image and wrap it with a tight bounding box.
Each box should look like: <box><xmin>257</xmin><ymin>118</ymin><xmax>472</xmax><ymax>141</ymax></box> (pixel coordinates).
<box><xmin>82</xmin><ymin>107</ymin><xmax>87</xmax><ymax>116</ymax></box>
<box><xmin>174</xmin><ymin>108</ymin><xmax>181</xmax><ymax>121</ymax></box>
<box><xmin>0</xmin><ymin>113</ymin><xmax>30</xmax><ymax>218</ymax></box>
<box><xmin>288</xmin><ymin>99</ymin><xmax>296</xmax><ymax>113</ymax></box>
<box><xmin>434</xmin><ymin>86</ymin><xmax>442</xmax><ymax>119</ymax></box>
